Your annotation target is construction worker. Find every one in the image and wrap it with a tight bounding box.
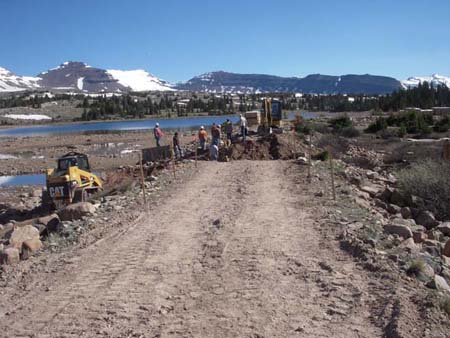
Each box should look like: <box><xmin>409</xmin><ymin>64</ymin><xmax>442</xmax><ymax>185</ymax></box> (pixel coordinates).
<box><xmin>198</xmin><ymin>126</ymin><xmax>207</xmax><ymax>150</ymax></box>
<box><xmin>153</xmin><ymin>122</ymin><xmax>163</xmax><ymax>147</ymax></box>
<box><xmin>225</xmin><ymin>118</ymin><xmax>233</xmax><ymax>145</ymax></box>
<box><xmin>211</xmin><ymin>123</ymin><xmax>221</xmax><ymax>146</ymax></box>
<box><xmin>173</xmin><ymin>132</ymin><xmax>182</xmax><ymax>158</ymax></box>
<box><xmin>239</xmin><ymin>114</ymin><xmax>247</xmax><ymax>142</ymax></box>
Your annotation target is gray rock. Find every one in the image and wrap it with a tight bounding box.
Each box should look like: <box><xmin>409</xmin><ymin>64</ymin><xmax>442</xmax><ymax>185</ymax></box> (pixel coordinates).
<box><xmin>415</xmin><ymin>211</ymin><xmax>439</xmax><ymax>230</ymax></box>
<box><xmin>360</xmin><ymin>185</ymin><xmax>381</xmax><ymax>197</ymax></box>
<box><xmin>400</xmin><ymin>207</ymin><xmax>412</xmax><ymax>219</ymax></box>
<box><xmin>387</xmin><ymin>204</ymin><xmax>401</xmax><ymax>215</ymax></box>
<box><xmin>437</xmin><ymin>222</ymin><xmax>450</xmax><ymax>236</ymax></box>
<box><xmin>398</xmin><ymin>238</ymin><xmax>418</xmax><ymax>252</ymax></box>
<box><xmin>384</xmin><ymin>224</ymin><xmax>413</xmax><ymax>239</ymax></box>
<box><xmin>413</xmin><ymin>230</ymin><xmax>426</xmax><ymax>244</ymax></box>
<box><xmin>0</xmin><ymin>247</ymin><xmax>20</xmax><ymax>265</ymax></box>
<box><xmin>427</xmin><ymin>275</ymin><xmax>450</xmax><ymax>293</ymax></box>
<box><xmin>9</xmin><ymin>225</ymin><xmax>40</xmax><ymax>250</ymax></box>
<box><xmin>424</xmin><ymin>246</ymin><xmax>441</xmax><ymax>257</ymax></box>
<box><xmin>58</xmin><ymin>202</ymin><xmax>96</xmax><ymax>221</ymax></box>
<box><xmin>36</xmin><ymin>213</ymin><xmax>60</xmax><ymax>233</ymax></box>
<box><xmin>443</xmin><ymin>239</ymin><xmax>450</xmax><ymax>257</ymax></box>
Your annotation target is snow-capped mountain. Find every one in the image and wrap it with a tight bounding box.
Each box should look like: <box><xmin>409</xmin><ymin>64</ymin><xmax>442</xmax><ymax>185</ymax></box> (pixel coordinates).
<box><xmin>0</xmin><ymin>62</ymin><xmax>176</xmax><ymax>93</ymax></box>
<box><xmin>402</xmin><ymin>74</ymin><xmax>450</xmax><ymax>88</ymax></box>
<box><xmin>37</xmin><ymin>61</ymin><xmax>127</xmax><ymax>92</ymax></box>
<box><xmin>0</xmin><ymin>67</ymin><xmax>40</xmax><ymax>92</ymax></box>
<box><xmin>107</xmin><ymin>69</ymin><xmax>174</xmax><ymax>91</ymax></box>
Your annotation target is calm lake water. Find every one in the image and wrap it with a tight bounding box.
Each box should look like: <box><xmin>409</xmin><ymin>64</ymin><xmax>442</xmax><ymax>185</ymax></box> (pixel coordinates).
<box><xmin>0</xmin><ymin>174</ymin><xmax>46</xmax><ymax>187</ymax></box>
<box><xmin>0</xmin><ymin>112</ymin><xmax>315</xmax><ymax>138</ymax></box>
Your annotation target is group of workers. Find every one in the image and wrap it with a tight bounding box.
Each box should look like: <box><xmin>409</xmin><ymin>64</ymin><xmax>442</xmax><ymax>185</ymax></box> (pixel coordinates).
<box><xmin>152</xmin><ymin>114</ymin><xmax>248</xmax><ymax>160</ymax></box>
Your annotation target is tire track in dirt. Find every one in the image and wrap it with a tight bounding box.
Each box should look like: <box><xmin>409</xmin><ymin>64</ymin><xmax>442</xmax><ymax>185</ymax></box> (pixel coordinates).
<box><xmin>1</xmin><ymin>161</ymin><xmax>383</xmax><ymax>337</ymax></box>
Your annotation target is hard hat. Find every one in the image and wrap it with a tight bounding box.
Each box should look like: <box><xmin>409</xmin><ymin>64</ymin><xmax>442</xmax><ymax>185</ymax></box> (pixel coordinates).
<box><xmin>155</xmin><ymin>122</ymin><xmax>159</xmax><ymax>127</ymax></box>
<box><xmin>200</xmin><ymin>126</ymin><xmax>204</xmax><ymax>129</ymax></box>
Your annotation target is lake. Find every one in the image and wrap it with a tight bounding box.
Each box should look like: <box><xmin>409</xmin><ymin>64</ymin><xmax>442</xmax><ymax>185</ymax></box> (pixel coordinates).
<box><xmin>0</xmin><ymin>174</ymin><xmax>46</xmax><ymax>187</ymax></box>
<box><xmin>0</xmin><ymin>112</ymin><xmax>316</xmax><ymax>138</ymax></box>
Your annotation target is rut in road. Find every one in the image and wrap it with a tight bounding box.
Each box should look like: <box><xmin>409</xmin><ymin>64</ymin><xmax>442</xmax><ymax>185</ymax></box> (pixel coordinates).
<box><xmin>1</xmin><ymin>160</ymin><xmax>382</xmax><ymax>337</ymax></box>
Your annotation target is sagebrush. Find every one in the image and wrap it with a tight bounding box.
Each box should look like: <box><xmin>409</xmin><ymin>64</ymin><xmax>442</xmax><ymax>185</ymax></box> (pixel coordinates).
<box><xmin>397</xmin><ymin>160</ymin><xmax>450</xmax><ymax>220</ymax></box>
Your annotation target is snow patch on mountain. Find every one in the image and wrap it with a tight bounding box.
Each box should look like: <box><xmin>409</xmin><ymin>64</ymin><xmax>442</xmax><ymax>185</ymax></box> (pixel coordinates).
<box><xmin>3</xmin><ymin>114</ymin><xmax>51</xmax><ymax>120</ymax></box>
<box><xmin>107</xmin><ymin>69</ymin><xmax>175</xmax><ymax>92</ymax></box>
<box><xmin>0</xmin><ymin>67</ymin><xmax>41</xmax><ymax>92</ymax></box>
<box><xmin>402</xmin><ymin>74</ymin><xmax>450</xmax><ymax>88</ymax></box>
<box><xmin>77</xmin><ymin>77</ymin><xmax>84</xmax><ymax>90</ymax></box>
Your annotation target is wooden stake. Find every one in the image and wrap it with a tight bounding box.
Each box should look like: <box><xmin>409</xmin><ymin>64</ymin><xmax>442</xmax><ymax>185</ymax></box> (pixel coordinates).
<box><xmin>307</xmin><ymin>133</ymin><xmax>312</xmax><ymax>181</ymax></box>
<box><xmin>443</xmin><ymin>140</ymin><xmax>450</xmax><ymax>160</ymax></box>
<box><xmin>170</xmin><ymin>140</ymin><xmax>176</xmax><ymax>179</ymax></box>
<box><xmin>329</xmin><ymin>148</ymin><xmax>336</xmax><ymax>200</ymax></box>
<box><xmin>195</xmin><ymin>146</ymin><xmax>198</xmax><ymax>168</ymax></box>
<box><xmin>138</xmin><ymin>152</ymin><xmax>147</xmax><ymax>205</ymax></box>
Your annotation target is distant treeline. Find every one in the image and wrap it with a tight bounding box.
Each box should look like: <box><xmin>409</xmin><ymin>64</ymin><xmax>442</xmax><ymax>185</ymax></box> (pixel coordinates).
<box><xmin>1</xmin><ymin>82</ymin><xmax>450</xmax><ymax>121</ymax></box>
<box><xmin>0</xmin><ymin>93</ymin><xmax>83</xmax><ymax>109</ymax></box>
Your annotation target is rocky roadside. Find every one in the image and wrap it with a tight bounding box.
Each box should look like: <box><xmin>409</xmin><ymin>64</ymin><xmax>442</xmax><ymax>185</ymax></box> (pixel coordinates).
<box><xmin>0</xmin><ymin>159</ymin><xmax>197</xmax><ymax>284</ymax></box>
<box><xmin>295</xmin><ymin>144</ymin><xmax>450</xmax><ymax>336</ymax></box>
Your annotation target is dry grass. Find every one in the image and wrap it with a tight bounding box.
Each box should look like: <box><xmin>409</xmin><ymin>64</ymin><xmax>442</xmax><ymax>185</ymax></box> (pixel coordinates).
<box><xmin>397</xmin><ymin>160</ymin><xmax>450</xmax><ymax>220</ymax></box>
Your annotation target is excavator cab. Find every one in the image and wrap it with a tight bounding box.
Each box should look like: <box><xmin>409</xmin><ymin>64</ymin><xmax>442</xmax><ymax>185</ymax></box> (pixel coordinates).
<box><xmin>45</xmin><ymin>152</ymin><xmax>102</xmax><ymax>209</ymax></box>
<box><xmin>258</xmin><ymin>98</ymin><xmax>283</xmax><ymax>134</ymax></box>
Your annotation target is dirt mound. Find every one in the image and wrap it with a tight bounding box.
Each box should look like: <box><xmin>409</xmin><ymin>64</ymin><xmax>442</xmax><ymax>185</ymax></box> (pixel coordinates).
<box><xmin>221</xmin><ymin>133</ymin><xmax>306</xmax><ymax>161</ymax></box>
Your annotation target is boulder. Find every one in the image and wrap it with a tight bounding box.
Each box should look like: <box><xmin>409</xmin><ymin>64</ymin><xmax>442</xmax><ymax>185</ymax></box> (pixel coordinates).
<box><xmin>398</xmin><ymin>238</ymin><xmax>418</xmax><ymax>252</ymax></box>
<box><xmin>413</xmin><ymin>230</ymin><xmax>427</xmax><ymax>244</ymax></box>
<box><xmin>360</xmin><ymin>185</ymin><xmax>381</xmax><ymax>197</ymax></box>
<box><xmin>400</xmin><ymin>207</ymin><xmax>412</xmax><ymax>219</ymax></box>
<box><xmin>384</xmin><ymin>224</ymin><xmax>413</xmax><ymax>239</ymax></box>
<box><xmin>422</xmin><ymin>239</ymin><xmax>441</xmax><ymax>249</ymax></box>
<box><xmin>387</xmin><ymin>204</ymin><xmax>401</xmax><ymax>215</ymax></box>
<box><xmin>58</xmin><ymin>202</ymin><xmax>96</xmax><ymax>221</ymax></box>
<box><xmin>375</xmin><ymin>199</ymin><xmax>388</xmax><ymax>210</ymax></box>
<box><xmin>29</xmin><ymin>189</ymin><xmax>42</xmax><ymax>198</ymax></box>
<box><xmin>0</xmin><ymin>247</ymin><xmax>20</xmax><ymax>265</ymax></box>
<box><xmin>437</xmin><ymin>222</ymin><xmax>450</xmax><ymax>236</ymax></box>
<box><xmin>366</xmin><ymin>170</ymin><xmax>380</xmax><ymax>180</ymax></box>
<box><xmin>415</xmin><ymin>211</ymin><xmax>439</xmax><ymax>230</ymax></box>
<box><xmin>427</xmin><ymin>275</ymin><xmax>450</xmax><ymax>293</ymax></box>
<box><xmin>9</xmin><ymin>225</ymin><xmax>40</xmax><ymax>250</ymax></box>
<box><xmin>443</xmin><ymin>239</ymin><xmax>450</xmax><ymax>257</ymax></box>
<box><xmin>36</xmin><ymin>213</ymin><xmax>61</xmax><ymax>232</ymax></box>
<box><xmin>23</xmin><ymin>238</ymin><xmax>42</xmax><ymax>252</ymax></box>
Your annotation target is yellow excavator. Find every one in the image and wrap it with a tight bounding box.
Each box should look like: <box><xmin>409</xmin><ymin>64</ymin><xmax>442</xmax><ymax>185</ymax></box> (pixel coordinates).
<box><xmin>258</xmin><ymin>98</ymin><xmax>283</xmax><ymax>134</ymax></box>
<box><xmin>44</xmin><ymin>152</ymin><xmax>102</xmax><ymax>208</ymax></box>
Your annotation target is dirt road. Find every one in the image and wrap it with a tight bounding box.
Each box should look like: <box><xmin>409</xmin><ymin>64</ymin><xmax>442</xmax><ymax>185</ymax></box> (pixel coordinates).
<box><xmin>0</xmin><ymin>161</ymin><xmax>382</xmax><ymax>337</ymax></box>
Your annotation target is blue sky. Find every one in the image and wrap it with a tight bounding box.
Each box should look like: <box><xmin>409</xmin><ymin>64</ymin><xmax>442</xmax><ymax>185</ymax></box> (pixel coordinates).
<box><xmin>0</xmin><ymin>0</ymin><xmax>449</xmax><ymax>82</ymax></box>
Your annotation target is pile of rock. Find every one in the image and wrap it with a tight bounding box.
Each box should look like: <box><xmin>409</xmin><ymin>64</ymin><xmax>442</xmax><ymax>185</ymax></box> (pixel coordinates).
<box><xmin>348</xmin><ymin>169</ymin><xmax>450</xmax><ymax>294</ymax></box>
<box><xmin>0</xmin><ymin>202</ymin><xmax>96</xmax><ymax>266</ymax></box>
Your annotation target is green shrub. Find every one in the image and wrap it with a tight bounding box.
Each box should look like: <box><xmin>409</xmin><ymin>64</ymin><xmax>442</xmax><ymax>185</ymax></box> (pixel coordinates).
<box><xmin>295</xmin><ymin>123</ymin><xmax>311</xmax><ymax>135</ymax></box>
<box><xmin>329</xmin><ymin>115</ymin><xmax>353</xmax><ymax>130</ymax></box>
<box><xmin>406</xmin><ymin>258</ymin><xmax>425</xmax><ymax>276</ymax></box>
<box><xmin>339</xmin><ymin>126</ymin><xmax>360</xmax><ymax>138</ymax></box>
<box><xmin>398</xmin><ymin>160</ymin><xmax>450</xmax><ymax>220</ymax></box>
<box><xmin>397</xmin><ymin>123</ymin><xmax>407</xmax><ymax>138</ymax></box>
<box><xmin>365</xmin><ymin>117</ymin><xmax>387</xmax><ymax>133</ymax></box>
<box><xmin>313</xmin><ymin>150</ymin><xmax>330</xmax><ymax>161</ymax></box>
<box><xmin>433</xmin><ymin>116</ymin><xmax>450</xmax><ymax>133</ymax></box>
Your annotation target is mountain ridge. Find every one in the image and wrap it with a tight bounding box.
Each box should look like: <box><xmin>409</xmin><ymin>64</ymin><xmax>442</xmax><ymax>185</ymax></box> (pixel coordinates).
<box><xmin>1</xmin><ymin>62</ymin><xmax>448</xmax><ymax>94</ymax></box>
